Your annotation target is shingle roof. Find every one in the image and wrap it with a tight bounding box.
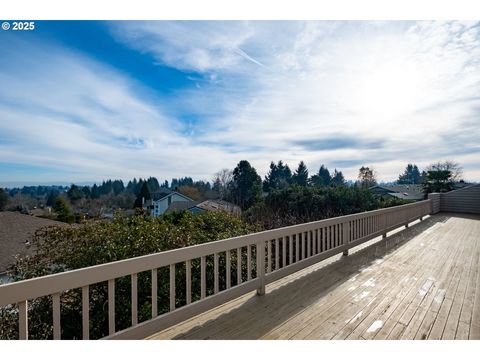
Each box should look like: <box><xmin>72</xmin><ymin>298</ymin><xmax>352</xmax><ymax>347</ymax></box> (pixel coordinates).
<box><xmin>0</xmin><ymin>212</ymin><xmax>67</xmax><ymax>273</ymax></box>
<box><xmin>165</xmin><ymin>201</ymin><xmax>200</xmax><ymax>213</ymax></box>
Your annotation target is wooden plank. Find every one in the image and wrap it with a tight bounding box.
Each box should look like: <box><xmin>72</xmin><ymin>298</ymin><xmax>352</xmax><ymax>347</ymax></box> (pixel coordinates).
<box><xmin>237</xmin><ymin>248</ymin><xmax>242</xmax><ymax>285</ymax></box>
<box><xmin>214</xmin><ymin>253</ymin><xmax>219</xmax><ymax>294</ymax></box>
<box><xmin>226</xmin><ymin>251</ymin><xmax>231</xmax><ymax>289</ymax></box>
<box><xmin>52</xmin><ymin>293</ymin><xmax>61</xmax><ymax>340</ymax></box>
<box><xmin>170</xmin><ymin>264</ymin><xmax>176</xmax><ymax>311</ymax></box>
<box><xmin>82</xmin><ymin>286</ymin><xmax>89</xmax><ymax>340</ymax></box>
<box><xmin>131</xmin><ymin>273</ymin><xmax>138</xmax><ymax>326</ymax></box>
<box><xmin>200</xmin><ymin>256</ymin><xmax>206</xmax><ymax>299</ymax></box>
<box><xmin>151</xmin><ymin>269</ymin><xmax>158</xmax><ymax>317</ymax></box>
<box><xmin>247</xmin><ymin>246</ymin><xmax>252</xmax><ymax>281</ymax></box>
<box><xmin>186</xmin><ymin>260</ymin><xmax>192</xmax><ymax>305</ymax></box>
<box><xmin>18</xmin><ymin>300</ymin><xmax>28</xmax><ymax>340</ymax></box>
<box><xmin>282</xmin><ymin>237</ymin><xmax>286</xmax><ymax>268</ymax></box>
<box><xmin>295</xmin><ymin>235</ymin><xmax>300</xmax><ymax>262</ymax></box>
<box><xmin>289</xmin><ymin>236</ymin><xmax>293</xmax><ymax>265</ymax></box>
<box><xmin>108</xmin><ymin>279</ymin><xmax>115</xmax><ymax>335</ymax></box>
<box><xmin>275</xmin><ymin>239</ymin><xmax>279</xmax><ymax>271</ymax></box>
<box><xmin>470</xmin><ymin>222</ymin><xmax>480</xmax><ymax>339</ymax></box>
<box><xmin>267</xmin><ymin>241</ymin><xmax>272</xmax><ymax>273</ymax></box>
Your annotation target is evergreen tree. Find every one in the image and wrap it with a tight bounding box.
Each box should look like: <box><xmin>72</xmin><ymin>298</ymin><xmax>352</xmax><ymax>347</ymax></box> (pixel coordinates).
<box><xmin>292</xmin><ymin>161</ymin><xmax>309</xmax><ymax>186</ymax></box>
<box><xmin>146</xmin><ymin>177</ymin><xmax>160</xmax><ymax>193</ymax></box>
<box><xmin>112</xmin><ymin>180</ymin><xmax>125</xmax><ymax>195</ymax></box>
<box><xmin>331</xmin><ymin>169</ymin><xmax>346</xmax><ymax>186</ymax></box>
<box><xmin>398</xmin><ymin>164</ymin><xmax>421</xmax><ymax>184</ymax></box>
<box><xmin>310</xmin><ymin>165</ymin><xmax>331</xmax><ymax>187</ymax></box>
<box><xmin>91</xmin><ymin>184</ymin><xmax>100</xmax><ymax>199</ymax></box>
<box><xmin>0</xmin><ymin>188</ymin><xmax>8</xmax><ymax>211</ymax></box>
<box><xmin>67</xmin><ymin>184</ymin><xmax>84</xmax><ymax>202</ymax></box>
<box><xmin>45</xmin><ymin>190</ymin><xmax>58</xmax><ymax>207</ymax></box>
<box><xmin>53</xmin><ymin>197</ymin><xmax>73</xmax><ymax>223</ymax></box>
<box><xmin>134</xmin><ymin>182</ymin><xmax>151</xmax><ymax>208</ymax></box>
<box><xmin>231</xmin><ymin>160</ymin><xmax>262</xmax><ymax>210</ymax></box>
<box><xmin>263</xmin><ymin>161</ymin><xmax>292</xmax><ymax>192</ymax></box>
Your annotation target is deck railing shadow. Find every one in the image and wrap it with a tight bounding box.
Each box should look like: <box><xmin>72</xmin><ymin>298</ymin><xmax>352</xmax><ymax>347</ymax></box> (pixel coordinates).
<box><xmin>168</xmin><ymin>214</ymin><xmax>452</xmax><ymax>339</ymax></box>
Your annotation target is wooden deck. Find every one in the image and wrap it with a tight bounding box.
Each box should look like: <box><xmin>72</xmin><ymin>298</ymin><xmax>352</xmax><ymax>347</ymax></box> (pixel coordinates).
<box><xmin>147</xmin><ymin>213</ymin><xmax>480</xmax><ymax>340</ymax></box>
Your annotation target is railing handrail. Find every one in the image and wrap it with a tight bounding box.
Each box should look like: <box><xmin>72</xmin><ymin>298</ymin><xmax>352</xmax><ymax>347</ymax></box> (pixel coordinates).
<box><xmin>0</xmin><ymin>199</ymin><xmax>432</xmax><ymax>339</ymax></box>
<box><xmin>0</xmin><ymin>199</ymin><xmax>430</xmax><ymax>306</ymax></box>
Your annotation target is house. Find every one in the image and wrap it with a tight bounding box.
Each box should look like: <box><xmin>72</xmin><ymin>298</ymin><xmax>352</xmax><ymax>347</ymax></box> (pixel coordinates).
<box><xmin>369</xmin><ymin>184</ymin><xmax>425</xmax><ymax>201</ymax></box>
<box><xmin>143</xmin><ymin>190</ymin><xmax>194</xmax><ymax>217</ymax></box>
<box><xmin>165</xmin><ymin>199</ymin><xmax>241</xmax><ymax>215</ymax></box>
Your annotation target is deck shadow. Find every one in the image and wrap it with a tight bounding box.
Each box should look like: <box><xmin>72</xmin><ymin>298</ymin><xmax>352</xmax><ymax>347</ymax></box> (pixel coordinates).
<box><xmin>164</xmin><ymin>214</ymin><xmax>453</xmax><ymax>340</ymax></box>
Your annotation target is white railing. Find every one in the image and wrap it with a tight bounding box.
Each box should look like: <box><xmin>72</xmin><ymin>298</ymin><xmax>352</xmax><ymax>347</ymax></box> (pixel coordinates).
<box><xmin>0</xmin><ymin>200</ymin><xmax>432</xmax><ymax>340</ymax></box>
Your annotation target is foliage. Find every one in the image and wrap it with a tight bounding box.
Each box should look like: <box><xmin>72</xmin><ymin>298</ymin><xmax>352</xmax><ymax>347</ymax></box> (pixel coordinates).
<box><xmin>292</xmin><ymin>161</ymin><xmax>309</xmax><ymax>187</ymax></box>
<box><xmin>397</xmin><ymin>164</ymin><xmax>421</xmax><ymax>184</ymax></box>
<box><xmin>212</xmin><ymin>168</ymin><xmax>233</xmax><ymax>200</ymax></box>
<box><xmin>357</xmin><ymin>166</ymin><xmax>377</xmax><ymax>188</ymax></box>
<box><xmin>230</xmin><ymin>160</ymin><xmax>262</xmax><ymax>210</ymax></box>
<box><xmin>134</xmin><ymin>181</ymin><xmax>151</xmax><ymax>208</ymax></box>
<box><xmin>0</xmin><ymin>188</ymin><xmax>8</xmax><ymax>211</ymax></box>
<box><xmin>1</xmin><ymin>211</ymin><xmax>259</xmax><ymax>340</ymax></box>
<box><xmin>309</xmin><ymin>164</ymin><xmax>331</xmax><ymax>187</ymax></box>
<box><xmin>422</xmin><ymin>160</ymin><xmax>463</xmax><ymax>194</ymax></box>
<box><xmin>67</xmin><ymin>184</ymin><xmax>85</xmax><ymax>202</ymax></box>
<box><xmin>244</xmin><ymin>185</ymin><xmax>380</xmax><ymax>229</ymax></box>
<box><xmin>53</xmin><ymin>196</ymin><xmax>74</xmax><ymax>223</ymax></box>
<box><xmin>330</xmin><ymin>169</ymin><xmax>346</xmax><ymax>186</ymax></box>
<box><xmin>263</xmin><ymin>161</ymin><xmax>292</xmax><ymax>192</ymax></box>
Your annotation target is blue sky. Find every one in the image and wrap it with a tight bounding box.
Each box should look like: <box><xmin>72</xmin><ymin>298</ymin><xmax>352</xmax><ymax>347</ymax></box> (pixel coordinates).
<box><xmin>0</xmin><ymin>20</ymin><xmax>479</xmax><ymax>187</ymax></box>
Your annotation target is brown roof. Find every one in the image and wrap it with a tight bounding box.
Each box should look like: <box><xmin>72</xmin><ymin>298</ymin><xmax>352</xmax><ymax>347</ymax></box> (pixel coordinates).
<box><xmin>0</xmin><ymin>212</ymin><xmax>66</xmax><ymax>273</ymax></box>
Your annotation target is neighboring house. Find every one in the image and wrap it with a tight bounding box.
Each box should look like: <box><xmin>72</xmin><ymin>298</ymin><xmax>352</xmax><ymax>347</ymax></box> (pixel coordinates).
<box><xmin>165</xmin><ymin>199</ymin><xmax>241</xmax><ymax>216</ymax></box>
<box><xmin>143</xmin><ymin>190</ymin><xmax>194</xmax><ymax>217</ymax></box>
<box><xmin>0</xmin><ymin>212</ymin><xmax>66</xmax><ymax>283</ymax></box>
<box><xmin>369</xmin><ymin>184</ymin><xmax>425</xmax><ymax>201</ymax></box>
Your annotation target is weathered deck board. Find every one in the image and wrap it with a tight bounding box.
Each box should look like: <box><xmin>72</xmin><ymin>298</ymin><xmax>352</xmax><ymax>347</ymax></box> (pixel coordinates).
<box><xmin>147</xmin><ymin>214</ymin><xmax>480</xmax><ymax>340</ymax></box>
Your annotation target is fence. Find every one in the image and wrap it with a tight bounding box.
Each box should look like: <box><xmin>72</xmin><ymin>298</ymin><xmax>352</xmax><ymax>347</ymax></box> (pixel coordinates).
<box><xmin>0</xmin><ymin>200</ymin><xmax>432</xmax><ymax>340</ymax></box>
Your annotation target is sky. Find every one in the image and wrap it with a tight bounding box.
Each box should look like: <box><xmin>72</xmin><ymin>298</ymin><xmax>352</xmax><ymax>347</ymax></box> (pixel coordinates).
<box><xmin>0</xmin><ymin>20</ymin><xmax>479</xmax><ymax>187</ymax></box>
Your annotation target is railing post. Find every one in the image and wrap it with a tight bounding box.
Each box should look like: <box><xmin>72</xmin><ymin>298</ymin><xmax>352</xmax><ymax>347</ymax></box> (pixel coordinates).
<box><xmin>342</xmin><ymin>221</ymin><xmax>350</xmax><ymax>256</ymax></box>
<box><xmin>256</xmin><ymin>241</ymin><xmax>266</xmax><ymax>296</ymax></box>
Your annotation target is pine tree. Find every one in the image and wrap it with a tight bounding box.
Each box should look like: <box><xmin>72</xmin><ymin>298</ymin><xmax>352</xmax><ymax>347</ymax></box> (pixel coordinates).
<box><xmin>134</xmin><ymin>182</ymin><xmax>151</xmax><ymax>208</ymax></box>
<box><xmin>292</xmin><ymin>161</ymin><xmax>309</xmax><ymax>186</ymax></box>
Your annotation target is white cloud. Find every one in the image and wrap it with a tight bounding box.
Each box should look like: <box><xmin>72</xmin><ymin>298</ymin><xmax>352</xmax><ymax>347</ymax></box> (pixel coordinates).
<box><xmin>1</xmin><ymin>21</ymin><xmax>480</xmax><ymax>185</ymax></box>
<box><xmin>115</xmin><ymin>20</ymin><xmax>480</xmax><ymax>181</ymax></box>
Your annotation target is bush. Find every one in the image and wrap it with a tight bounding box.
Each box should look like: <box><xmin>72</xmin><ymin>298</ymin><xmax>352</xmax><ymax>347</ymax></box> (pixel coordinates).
<box><xmin>1</xmin><ymin>211</ymin><xmax>259</xmax><ymax>339</ymax></box>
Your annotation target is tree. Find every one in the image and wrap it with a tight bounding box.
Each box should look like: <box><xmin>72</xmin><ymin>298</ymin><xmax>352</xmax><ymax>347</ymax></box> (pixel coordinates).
<box><xmin>422</xmin><ymin>161</ymin><xmax>462</xmax><ymax>194</ymax></box>
<box><xmin>292</xmin><ymin>161</ymin><xmax>309</xmax><ymax>186</ymax></box>
<box><xmin>53</xmin><ymin>196</ymin><xmax>73</xmax><ymax>223</ymax></box>
<box><xmin>112</xmin><ymin>180</ymin><xmax>125</xmax><ymax>196</ymax></box>
<box><xmin>45</xmin><ymin>190</ymin><xmax>58</xmax><ymax>207</ymax></box>
<box><xmin>0</xmin><ymin>188</ymin><xmax>8</xmax><ymax>211</ymax></box>
<box><xmin>310</xmin><ymin>165</ymin><xmax>331</xmax><ymax>187</ymax></box>
<box><xmin>213</xmin><ymin>169</ymin><xmax>233</xmax><ymax>200</ymax></box>
<box><xmin>263</xmin><ymin>161</ymin><xmax>292</xmax><ymax>192</ymax></box>
<box><xmin>426</xmin><ymin>161</ymin><xmax>463</xmax><ymax>181</ymax></box>
<box><xmin>231</xmin><ymin>160</ymin><xmax>262</xmax><ymax>210</ymax></box>
<box><xmin>397</xmin><ymin>164</ymin><xmax>421</xmax><ymax>184</ymax></box>
<box><xmin>358</xmin><ymin>166</ymin><xmax>377</xmax><ymax>188</ymax></box>
<box><xmin>67</xmin><ymin>184</ymin><xmax>84</xmax><ymax>202</ymax></box>
<box><xmin>330</xmin><ymin>169</ymin><xmax>346</xmax><ymax>186</ymax></box>
<box><xmin>134</xmin><ymin>182</ymin><xmax>151</xmax><ymax>208</ymax></box>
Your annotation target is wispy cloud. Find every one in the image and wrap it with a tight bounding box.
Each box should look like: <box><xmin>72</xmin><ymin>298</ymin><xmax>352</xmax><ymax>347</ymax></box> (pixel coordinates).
<box><xmin>1</xmin><ymin>21</ymin><xmax>480</xmax><ymax>185</ymax></box>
